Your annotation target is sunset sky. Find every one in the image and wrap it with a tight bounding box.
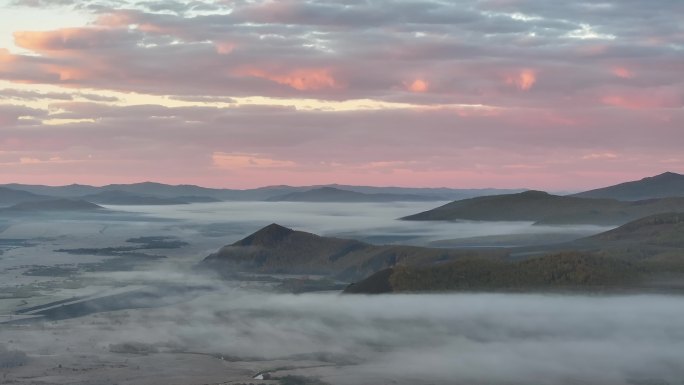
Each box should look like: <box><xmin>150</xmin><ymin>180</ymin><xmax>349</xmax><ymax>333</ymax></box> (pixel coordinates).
<box><xmin>0</xmin><ymin>0</ymin><xmax>682</xmax><ymax>190</ymax></box>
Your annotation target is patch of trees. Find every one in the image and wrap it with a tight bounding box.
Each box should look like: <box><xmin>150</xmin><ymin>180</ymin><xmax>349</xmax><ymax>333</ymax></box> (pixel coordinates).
<box><xmin>389</xmin><ymin>252</ymin><xmax>640</xmax><ymax>292</ymax></box>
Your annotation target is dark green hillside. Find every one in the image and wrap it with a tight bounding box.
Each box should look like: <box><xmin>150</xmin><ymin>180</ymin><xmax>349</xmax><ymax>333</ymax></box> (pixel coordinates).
<box><xmin>345</xmin><ymin>253</ymin><xmax>642</xmax><ymax>294</ymax></box>
<box><xmin>588</xmin><ymin>212</ymin><xmax>684</xmax><ymax>246</ymax></box>
<box><xmin>402</xmin><ymin>190</ymin><xmax>684</xmax><ymax>225</ymax></box>
<box><xmin>388</xmin><ymin>253</ymin><xmax>639</xmax><ymax>292</ymax></box>
<box><xmin>402</xmin><ymin>191</ymin><xmax>621</xmax><ymax>223</ymax></box>
<box><xmin>573</xmin><ymin>172</ymin><xmax>684</xmax><ymax>200</ymax></box>
<box><xmin>349</xmin><ymin>212</ymin><xmax>684</xmax><ymax>294</ymax></box>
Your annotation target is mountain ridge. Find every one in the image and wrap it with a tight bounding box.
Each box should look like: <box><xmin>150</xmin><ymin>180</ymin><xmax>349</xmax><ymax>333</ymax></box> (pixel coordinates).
<box><xmin>266</xmin><ymin>187</ymin><xmax>436</xmax><ymax>202</ymax></box>
<box><xmin>1</xmin><ymin>199</ymin><xmax>104</xmax><ymax>213</ymax></box>
<box><xmin>402</xmin><ymin>190</ymin><xmax>684</xmax><ymax>225</ymax></box>
<box><xmin>572</xmin><ymin>171</ymin><xmax>684</xmax><ymax>200</ymax></box>
<box><xmin>0</xmin><ymin>186</ymin><xmax>52</xmax><ymax>206</ymax></box>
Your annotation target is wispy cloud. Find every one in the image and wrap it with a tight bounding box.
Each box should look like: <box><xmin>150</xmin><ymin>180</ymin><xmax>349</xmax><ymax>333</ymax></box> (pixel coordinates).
<box><xmin>0</xmin><ymin>0</ymin><xmax>681</xmax><ymax>187</ymax></box>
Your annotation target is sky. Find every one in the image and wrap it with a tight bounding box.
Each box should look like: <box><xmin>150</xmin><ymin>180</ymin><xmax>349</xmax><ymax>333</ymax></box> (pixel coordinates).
<box><xmin>0</xmin><ymin>0</ymin><xmax>682</xmax><ymax>190</ymax></box>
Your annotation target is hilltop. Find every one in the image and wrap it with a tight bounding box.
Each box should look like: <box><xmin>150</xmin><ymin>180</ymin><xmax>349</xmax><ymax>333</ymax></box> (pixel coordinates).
<box><xmin>573</xmin><ymin>172</ymin><xmax>684</xmax><ymax>200</ymax></box>
<box><xmin>266</xmin><ymin>187</ymin><xmax>435</xmax><ymax>202</ymax></box>
<box><xmin>402</xmin><ymin>190</ymin><xmax>684</xmax><ymax>225</ymax></box>
<box><xmin>200</xmin><ymin>224</ymin><xmax>496</xmax><ymax>280</ymax></box>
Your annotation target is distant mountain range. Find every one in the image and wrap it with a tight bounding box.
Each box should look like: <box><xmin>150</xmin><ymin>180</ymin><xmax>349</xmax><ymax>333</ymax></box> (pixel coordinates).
<box><xmin>0</xmin><ymin>186</ymin><xmax>52</xmax><ymax>206</ymax></box>
<box><xmin>266</xmin><ymin>187</ymin><xmax>437</xmax><ymax>202</ymax></box>
<box><xmin>1</xmin><ymin>171</ymin><xmax>682</xmax><ymax>208</ymax></box>
<box><xmin>572</xmin><ymin>172</ymin><xmax>684</xmax><ymax>201</ymax></box>
<box><xmin>79</xmin><ymin>190</ymin><xmax>222</xmax><ymax>205</ymax></box>
<box><xmin>0</xmin><ymin>199</ymin><xmax>104</xmax><ymax>213</ymax></box>
<box><xmin>402</xmin><ymin>190</ymin><xmax>684</xmax><ymax>225</ymax></box>
<box><xmin>0</xmin><ymin>182</ymin><xmax>524</xmax><ymax>204</ymax></box>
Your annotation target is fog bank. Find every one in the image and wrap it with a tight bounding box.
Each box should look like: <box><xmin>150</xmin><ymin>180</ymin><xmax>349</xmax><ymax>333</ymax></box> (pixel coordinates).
<box><xmin>8</xmin><ymin>287</ymin><xmax>683</xmax><ymax>384</ymax></box>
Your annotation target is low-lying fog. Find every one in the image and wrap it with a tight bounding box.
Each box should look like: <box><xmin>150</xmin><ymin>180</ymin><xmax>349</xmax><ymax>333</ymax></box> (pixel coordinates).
<box><xmin>101</xmin><ymin>201</ymin><xmax>611</xmax><ymax>245</ymax></box>
<box><xmin>2</xmin><ymin>201</ymin><xmax>658</xmax><ymax>384</ymax></box>
<box><xmin>0</xmin><ymin>201</ymin><xmax>609</xmax><ymax>292</ymax></box>
<box><xmin>4</xmin><ymin>275</ymin><xmax>683</xmax><ymax>385</ymax></box>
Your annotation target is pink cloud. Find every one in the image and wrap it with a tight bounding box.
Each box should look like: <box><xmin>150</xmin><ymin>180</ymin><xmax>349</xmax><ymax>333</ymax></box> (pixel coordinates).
<box><xmin>215</xmin><ymin>42</ymin><xmax>236</xmax><ymax>55</ymax></box>
<box><xmin>601</xmin><ymin>87</ymin><xmax>682</xmax><ymax>109</ymax></box>
<box><xmin>505</xmin><ymin>69</ymin><xmax>536</xmax><ymax>91</ymax></box>
<box><xmin>0</xmin><ymin>0</ymin><xmax>683</xmax><ymax>190</ymax></box>
<box><xmin>212</xmin><ymin>152</ymin><xmax>297</xmax><ymax>169</ymax></box>
<box><xmin>235</xmin><ymin>67</ymin><xmax>340</xmax><ymax>91</ymax></box>
<box><xmin>582</xmin><ymin>152</ymin><xmax>619</xmax><ymax>160</ymax></box>
<box><xmin>405</xmin><ymin>79</ymin><xmax>429</xmax><ymax>93</ymax></box>
<box><xmin>611</xmin><ymin>66</ymin><xmax>634</xmax><ymax>79</ymax></box>
<box><xmin>13</xmin><ymin>28</ymin><xmax>129</xmax><ymax>52</ymax></box>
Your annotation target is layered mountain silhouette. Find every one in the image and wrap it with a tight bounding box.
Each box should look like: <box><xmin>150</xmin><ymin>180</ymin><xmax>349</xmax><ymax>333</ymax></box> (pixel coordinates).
<box><xmin>1</xmin><ymin>199</ymin><xmax>104</xmax><ymax>213</ymax></box>
<box><xmin>0</xmin><ymin>186</ymin><xmax>51</xmax><ymax>206</ymax></box>
<box><xmin>266</xmin><ymin>187</ymin><xmax>434</xmax><ymax>202</ymax></box>
<box><xmin>1</xmin><ymin>182</ymin><xmax>520</xmax><ymax>202</ymax></box>
<box><xmin>81</xmin><ymin>190</ymin><xmax>191</xmax><ymax>205</ymax></box>
<box><xmin>573</xmin><ymin>172</ymin><xmax>684</xmax><ymax>200</ymax></box>
<box><xmin>402</xmin><ymin>190</ymin><xmax>684</xmax><ymax>225</ymax></box>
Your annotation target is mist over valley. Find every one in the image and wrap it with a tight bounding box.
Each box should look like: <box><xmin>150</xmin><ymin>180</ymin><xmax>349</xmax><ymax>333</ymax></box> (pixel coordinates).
<box><xmin>1</xmin><ymin>174</ymin><xmax>684</xmax><ymax>384</ymax></box>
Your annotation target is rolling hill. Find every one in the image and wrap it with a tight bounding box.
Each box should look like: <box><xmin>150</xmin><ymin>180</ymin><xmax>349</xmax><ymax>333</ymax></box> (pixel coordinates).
<box><xmin>402</xmin><ymin>190</ymin><xmax>684</xmax><ymax>225</ymax></box>
<box><xmin>348</xmin><ymin>212</ymin><xmax>684</xmax><ymax>294</ymax></box>
<box><xmin>81</xmin><ymin>190</ymin><xmax>190</xmax><ymax>205</ymax></box>
<box><xmin>0</xmin><ymin>183</ymin><xmax>99</xmax><ymax>198</ymax></box>
<box><xmin>587</xmin><ymin>212</ymin><xmax>684</xmax><ymax>246</ymax></box>
<box><xmin>200</xmin><ymin>223</ymin><xmax>497</xmax><ymax>280</ymax></box>
<box><xmin>266</xmin><ymin>187</ymin><xmax>435</xmax><ymax>202</ymax></box>
<box><xmin>1</xmin><ymin>199</ymin><xmax>104</xmax><ymax>213</ymax></box>
<box><xmin>344</xmin><ymin>252</ymin><xmax>641</xmax><ymax>294</ymax></box>
<box><xmin>0</xmin><ymin>187</ymin><xmax>52</xmax><ymax>206</ymax></box>
<box><xmin>572</xmin><ymin>171</ymin><xmax>684</xmax><ymax>200</ymax></box>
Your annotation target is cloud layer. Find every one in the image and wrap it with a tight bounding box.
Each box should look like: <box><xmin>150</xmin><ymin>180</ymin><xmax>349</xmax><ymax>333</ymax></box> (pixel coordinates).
<box><xmin>0</xmin><ymin>0</ymin><xmax>682</xmax><ymax>188</ymax></box>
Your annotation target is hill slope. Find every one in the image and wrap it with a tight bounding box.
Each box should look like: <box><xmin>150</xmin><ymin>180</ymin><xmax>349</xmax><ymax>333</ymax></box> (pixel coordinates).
<box><xmin>266</xmin><ymin>187</ymin><xmax>435</xmax><ymax>202</ymax></box>
<box><xmin>0</xmin><ymin>187</ymin><xmax>52</xmax><ymax>206</ymax></box>
<box><xmin>81</xmin><ymin>190</ymin><xmax>190</xmax><ymax>205</ymax></box>
<box><xmin>1</xmin><ymin>199</ymin><xmax>104</xmax><ymax>212</ymax></box>
<box><xmin>200</xmin><ymin>224</ymin><xmax>494</xmax><ymax>280</ymax></box>
<box><xmin>349</xmin><ymin>212</ymin><xmax>684</xmax><ymax>294</ymax></box>
<box><xmin>344</xmin><ymin>252</ymin><xmax>640</xmax><ymax>294</ymax></box>
<box><xmin>573</xmin><ymin>171</ymin><xmax>684</xmax><ymax>200</ymax></box>
<box><xmin>0</xmin><ymin>183</ymin><xmax>99</xmax><ymax>198</ymax></box>
<box><xmin>402</xmin><ymin>190</ymin><xmax>684</xmax><ymax>225</ymax></box>
<box><xmin>587</xmin><ymin>212</ymin><xmax>684</xmax><ymax>246</ymax></box>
